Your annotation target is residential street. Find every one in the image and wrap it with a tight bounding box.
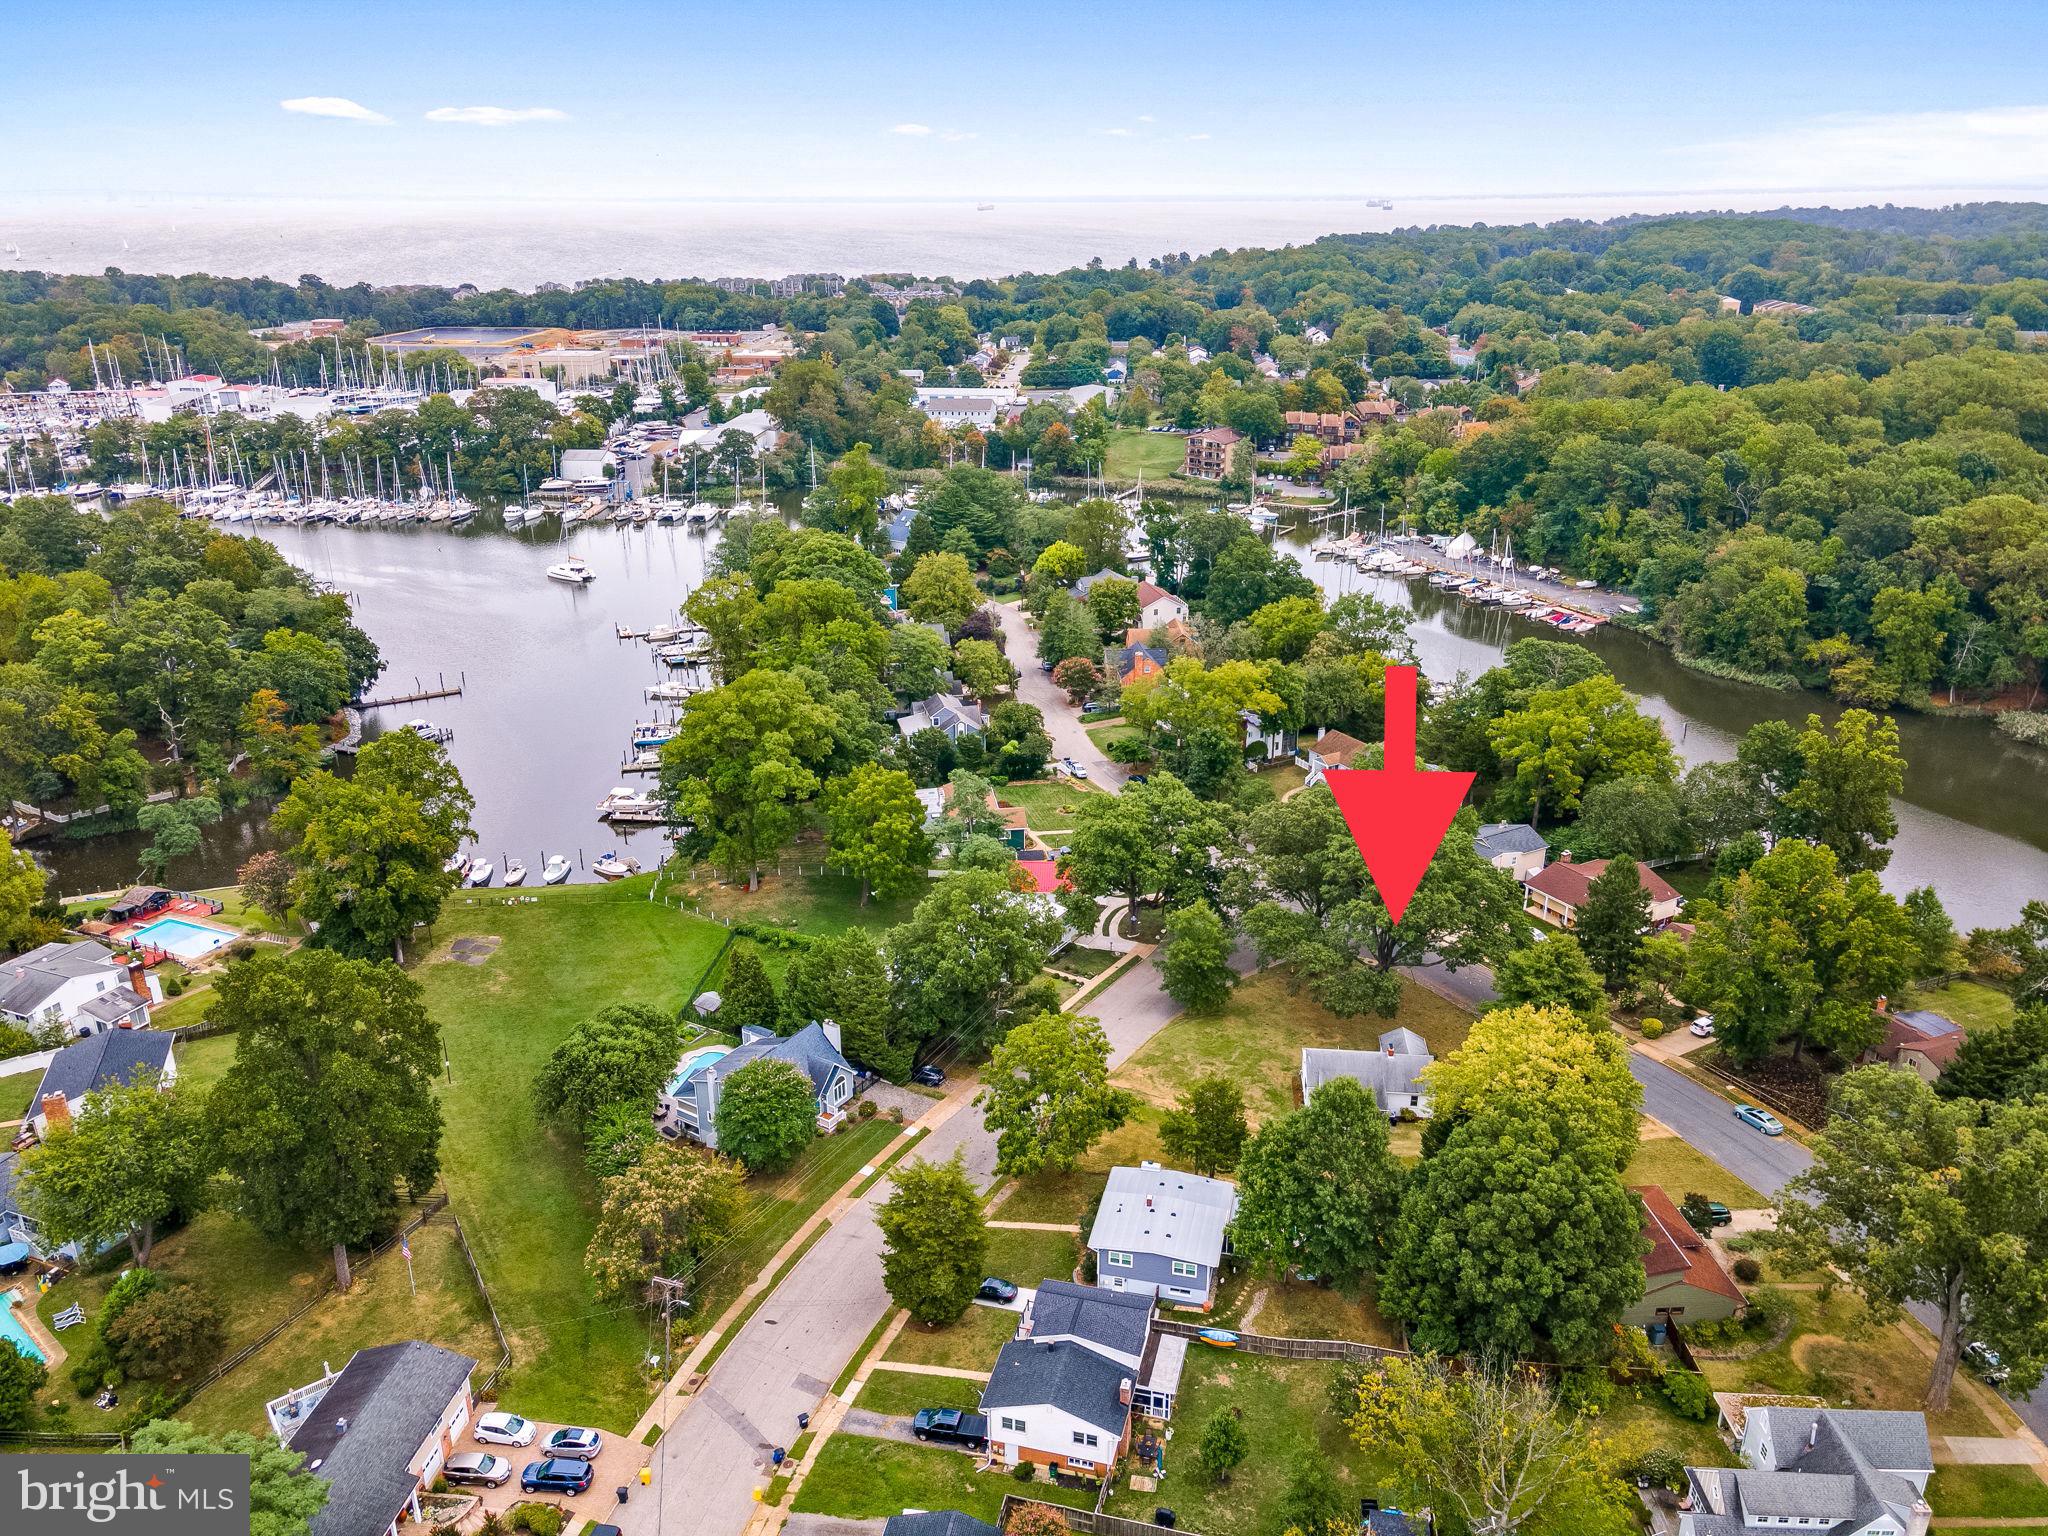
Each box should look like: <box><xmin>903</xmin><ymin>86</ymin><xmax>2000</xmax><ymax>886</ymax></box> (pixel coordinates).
<box><xmin>993</xmin><ymin>599</ymin><xmax>1124</xmax><ymax>787</ymax></box>
<box><xmin>624</xmin><ymin>943</ymin><xmax>1186</xmax><ymax>1536</ymax></box>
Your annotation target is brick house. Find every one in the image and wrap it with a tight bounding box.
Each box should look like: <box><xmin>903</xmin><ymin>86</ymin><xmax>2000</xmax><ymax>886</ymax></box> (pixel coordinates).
<box><xmin>1182</xmin><ymin>426</ymin><xmax>1241</xmax><ymax>479</ymax></box>
<box><xmin>1520</xmin><ymin>855</ymin><xmax>1681</xmax><ymax>928</ymax></box>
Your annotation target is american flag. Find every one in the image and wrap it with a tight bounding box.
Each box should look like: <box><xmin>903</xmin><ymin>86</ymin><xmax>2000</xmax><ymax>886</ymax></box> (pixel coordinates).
<box><xmin>400</xmin><ymin>1233</ymin><xmax>411</xmax><ymax>1260</ymax></box>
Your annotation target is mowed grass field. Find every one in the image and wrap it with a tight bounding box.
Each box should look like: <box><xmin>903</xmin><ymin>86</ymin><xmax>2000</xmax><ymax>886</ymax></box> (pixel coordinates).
<box><xmin>412</xmin><ymin>878</ymin><xmax>728</xmax><ymax>1429</ymax></box>
<box><xmin>1104</xmin><ymin>428</ymin><xmax>1187</xmax><ymax>481</ymax></box>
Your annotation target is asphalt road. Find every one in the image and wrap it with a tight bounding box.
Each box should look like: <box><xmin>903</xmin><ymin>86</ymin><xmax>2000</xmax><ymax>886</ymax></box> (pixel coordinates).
<box><xmin>992</xmin><ymin>599</ymin><xmax>1124</xmax><ymax>788</ymax></box>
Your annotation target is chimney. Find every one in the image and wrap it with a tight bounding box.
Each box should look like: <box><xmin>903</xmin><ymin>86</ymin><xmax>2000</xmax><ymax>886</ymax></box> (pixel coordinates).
<box><xmin>1874</xmin><ymin>995</ymin><xmax>1889</xmax><ymax>1014</ymax></box>
<box><xmin>1386</xmin><ymin>1041</ymin><xmax>1396</xmax><ymax>1058</ymax></box>
<box><xmin>39</xmin><ymin>1091</ymin><xmax>71</xmax><ymax>1131</ymax></box>
<box><xmin>1809</xmin><ymin>1415</ymin><xmax>1819</xmax><ymax>1451</ymax></box>
<box><xmin>335</xmin><ymin>1416</ymin><xmax>350</xmax><ymax>1437</ymax></box>
<box><xmin>820</xmin><ymin>1020</ymin><xmax>843</xmax><ymax>1053</ymax></box>
<box><xmin>128</xmin><ymin>960</ymin><xmax>150</xmax><ymax>1003</ymax></box>
<box><xmin>1119</xmin><ymin>1378</ymin><xmax>1133</xmax><ymax>1407</ymax></box>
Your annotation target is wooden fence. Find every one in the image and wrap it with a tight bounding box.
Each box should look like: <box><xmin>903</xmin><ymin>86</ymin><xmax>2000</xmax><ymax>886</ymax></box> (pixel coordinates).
<box><xmin>1693</xmin><ymin>1054</ymin><xmax>1825</xmax><ymax>1129</ymax></box>
<box><xmin>1003</xmin><ymin>1495</ymin><xmax>1201</xmax><ymax>1536</ymax></box>
<box><xmin>449</xmin><ymin>1211</ymin><xmax>513</xmax><ymax>1398</ymax></box>
<box><xmin>1151</xmin><ymin>1317</ymin><xmax>1408</xmax><ymax>1365</ymax></box>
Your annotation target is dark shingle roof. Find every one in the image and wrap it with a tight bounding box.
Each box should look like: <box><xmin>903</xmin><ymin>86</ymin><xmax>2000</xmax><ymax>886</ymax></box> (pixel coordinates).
<box><xmin>884</xmin><ymin>1514</ymin><xmax>1000</xmax><ymax>1536</ymax></box>
<box><xmin>34</xmin><ymin>1029</ymin><xmax>173</xmax><ymax>1109</ymax></box>
<box><xmin>1473</xmin><ymin>822</ymin><xmax>1547</xmax><ymax>859</ymax></box>
<box><xmin>687</xmin><ymin>1022</ymin><xmax>852</xmax><ymax>1101</ymax></box>
<box><xmin>0</xmin><ymin>940</ymin><xmax>120</xmax><ymax>1015</ymax></box>
<box><xmin>297</xmin><ymin>1341</ymin><xmax>476</xmax><ymax>1536</ymax></box>
<box><xmin>1026</xmin><ymin>1280</ymin><xmax>1152</xmax><ymax>1360</ymax></box>
<box><xmin>981</xmin><ymin>1339</ymin><xmax>1132</xmax><ymax>1436</ymax></box>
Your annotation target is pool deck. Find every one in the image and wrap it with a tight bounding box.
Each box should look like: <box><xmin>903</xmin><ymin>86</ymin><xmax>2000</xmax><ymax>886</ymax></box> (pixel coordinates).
<box><xmin>81</xmin><ymin>897</ymin><xmax>237</xmax><ymax>953</ymax></box>
<box><xmin>2</xmin><ymin>1284</ymin><xmax>62</xmax><ymax>1370</ymax></box>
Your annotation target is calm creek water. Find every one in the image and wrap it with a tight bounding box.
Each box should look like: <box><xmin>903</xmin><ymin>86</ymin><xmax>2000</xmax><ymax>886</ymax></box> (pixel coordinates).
<box><xmin>35</xmin><ymin>508</ymin><xmax>2048</xmax><ymax>930</ymax></box>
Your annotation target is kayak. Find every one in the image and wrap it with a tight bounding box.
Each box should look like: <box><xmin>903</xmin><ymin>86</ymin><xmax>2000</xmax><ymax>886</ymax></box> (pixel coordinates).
<box><xmin>1197</xmin><ymin>1329</ymin><xmax>1240</xmax><ymax>1348</ymax></box>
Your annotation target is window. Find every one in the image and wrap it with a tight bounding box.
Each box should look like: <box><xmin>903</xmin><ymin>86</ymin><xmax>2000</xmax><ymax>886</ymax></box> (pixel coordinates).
<box><xmin>1000</xmin><ymin>1416</ymin><xmax>1025</xmax><ymax>1433</ymax></box>
<box><xmin>1071</xmin><ymin>1432</ymin><xmax>1098</xmax><ymax>1448</ymax></box>
<box><xmin>1170</xmin><ymin>1260</ymin><xmax>1198</xmax><ymax>1279</ymax></box>
<box><xmin>1105</xmin><ymin>1250</ymin><xmax>1133</xmax><ymax>1269</ymax></box>
<box><xmin>1067</xmin><ymin>1456</ymin><xmax>1097</xmax><ymax>1469</ymax></box>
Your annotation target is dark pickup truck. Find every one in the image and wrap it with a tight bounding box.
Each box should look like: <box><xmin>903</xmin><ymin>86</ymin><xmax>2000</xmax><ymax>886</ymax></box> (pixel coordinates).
<box><xmin>912</xmin><ymin>1408</ymin><xmax>989</xmax><ymax>1448</ymax></box>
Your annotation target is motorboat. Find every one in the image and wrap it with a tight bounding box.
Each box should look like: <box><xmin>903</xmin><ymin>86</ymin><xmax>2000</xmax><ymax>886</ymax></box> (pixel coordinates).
<box><xmin>404</xmin><ymin>718</ymin><xmax>453</xmax><ymax>744</ymax></box>
<box><xmin>465</xmin><ymin>860</ymin><xmax>495</xmax><ymax>887</ymax></box>
<box><xmin>592</xmin><ymin>852</ymin><xmax>641</xmax><ymax>880</ymax></box>
<box><xmin>597</xmin><ymin>786</ymin><xmax>667</xmax><ymax>822</ymax></box>
<box><xmin>630</xmin><ymin>720</ymin><xmax>678</xmax><ymax>749</ymax></box>
<box><xmin>541</xmin><ymin>854</ymin><xmax>572</xmax><ymax>885</ymax></box>
<box><xmin>443</xmin><ymin>852</ymin><xmax>472</xmax><ymax>878</ymax></box>
<box><xmin>503</xmin><ymin>860</ymin><xmax>528</xmax><ymax>887</ymax></box>
<box><xmin>546</xmin><ymin>558</ymin><xmax>596</xmax><ymax>585</ymax></box>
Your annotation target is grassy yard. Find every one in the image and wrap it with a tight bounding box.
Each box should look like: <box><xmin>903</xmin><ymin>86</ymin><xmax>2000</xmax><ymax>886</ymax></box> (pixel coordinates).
<box><xmin>984</xmin><ymin>1226</ymin><xmax>1079</xmax><ymax>1288</ymax></box>
<box><xmin>1103</xmin><ymin>1350</ymin><xmax>1396</xmax><ymax>1536</ymax></box>
<box><xmin>0</xmin><ymin>1069</ymin><xmax>39</xmax><ymax>1121</ymax></box>
<box><xmin>882</xmin><ymin>1301</ymin><xmax>1021</xmax><ymax>1372</ymax></box>
<box><xmin>165</xmin><ymin>1030</ymin><xmax>236</xmax><ymax>1092</ymax></box>
<box><xmin>411</xmin><ymin>878</ymin><xmax>728</xmax><ymax>1430</ymax></box>
<box><xmin>989</xmin><ymin>1117</ymin><xmax>1165</xmax><ymax>1227</ymax></box>
<box><xmin>1927</xmin><ymin>1463</ymin><xmax>2048</xmax><ymax>1518</ymax></box>
<box><xmin>1906</xmin><ymin>978</ymin><xmax>2015</xmax><ymax>1034</ymax></box>
<box><xmin>1626</xmin><ymin>1127</ymin><xmax>1766</xmax><ymax>1209</ymax></box>
<box><xmin>1112</xmin><ymin>968</ymin><xmax>1472</xmax><ymax>1129</ymax></box>
<box><xmin>792</xmin><ymin>1436</ymin><xmax>1096</xmax><ymax>1521</ymax></box>
<box><xmin>1105</xmin><ymin>428</ymin><xmax>1187</xmax><ymax>482</ymax></box>
<box><xmin>1051</xmin><ymin>943</ymin><xmax>1123</xmax><ymax>980</ymax></box>
<box><xmin>675</xmin><ymin>863</ymin><xmax>922</xmax><ymax>951</ymax></box>
<box><xmin>855</xmin><ymin>1365</ymin><xmax>981</xmax><ymax>1419</ymax></box>
<box><xmin>180</xmin><ymin>1215</ymin><xmax>499</xmax><ymax>1436</ymax></box>
<box><xmin>1696</xmin><ymin>1288</ymin><xmax>2008</xmax><ymax>1441</ymax></box>
<box><xmin>992</xmin><ymin>778</ymin><xmax>1103</xmax><ymax>834</ymax></box>
<box><xmin>1086</xmin><ymin>723</ymin><xmax>1147</xmax><ymax>760</ymax></box>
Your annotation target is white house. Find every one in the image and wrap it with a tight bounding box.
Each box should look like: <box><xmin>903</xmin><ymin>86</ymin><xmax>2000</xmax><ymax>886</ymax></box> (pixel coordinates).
<box><xmin>273</xmin><ymin>1341</ymin><xmax>478</xmax><ymax>1536</ymax></box>
<box><xmin>1133</xmin><ymin>580</ymin><xmax>1188</xmax><ymax>630</ymax></box>
<box><xmin>1018</xmin><ymin>1278</ymin><xmax>1186</xmax><ymax>1420</ymax></box>
<box><xmin>912</xmin><ymin>387</ymin><xmax>1017</xmax><ymax>429</ymax></box>
<box><xmin>661</xmin><ymin>1023</ymin><xmax>858</xmax><ymax>1151</ymax></box>
<box><xmin>981</xmin><ymin>1336</ymin><xmax>1134</xmax><ymax>1480</ymax></box>
<box><xmin>0</xmin><ymin>939</ymin><xmax>157</xmax><ymax>1039</ymax></box>
<box><xmin>1473</xmin><ymin>822</ymin><xmax>1549</xmax><ymax>881</ymax></box>
<box><xmin>1682</xmin><ymin>1406</ymin><xmax>1933</xmax><ymax>1536</ymax></box>
<box><xmin>1301</xmin><ymin>1027</ymin><xmax>1433</xmax><ymax>1119</ymax></box>
<box><xmin>1087</xmin><ymin>1164</ymin><xmax>1238</xmax><ymax>1310</ymax></box>
<box><xmin>29</xmin><ymin>1029</ymin><xmax>176</xmax><ymax>1139</ymax></box>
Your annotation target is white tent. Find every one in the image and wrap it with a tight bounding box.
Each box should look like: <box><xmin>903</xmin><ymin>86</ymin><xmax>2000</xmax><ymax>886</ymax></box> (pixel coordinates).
<box><xmin>1445</xmin><ymin>531</ymin><xmax>1479</xmax><ymax>560</ymax></box>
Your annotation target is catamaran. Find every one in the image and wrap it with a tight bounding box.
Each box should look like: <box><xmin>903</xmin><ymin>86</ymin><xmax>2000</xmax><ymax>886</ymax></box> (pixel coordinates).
<box><xmin>546</xmin><ymin>557</ymin><xmax>595</xmax><ymax>585</ymax></box>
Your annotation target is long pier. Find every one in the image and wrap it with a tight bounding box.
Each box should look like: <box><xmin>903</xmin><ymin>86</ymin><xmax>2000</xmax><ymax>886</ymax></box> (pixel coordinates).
<box><xmin>355</xmin><ymin>672</ymin><xmax>466</xmax><ymax>709</ymax></box>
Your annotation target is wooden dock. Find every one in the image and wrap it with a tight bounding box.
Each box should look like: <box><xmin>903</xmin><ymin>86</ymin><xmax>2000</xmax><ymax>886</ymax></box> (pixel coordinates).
<box><xmin>355</xmin><ymin>672</ymin><xmax>466</xmax><ymax>709</ymax></box>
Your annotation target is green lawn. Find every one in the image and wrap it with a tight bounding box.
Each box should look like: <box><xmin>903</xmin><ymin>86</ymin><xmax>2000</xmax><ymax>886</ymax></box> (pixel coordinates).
<box><xmin>991</xmin><ymin>778</ymin><xmax>1104</xmax><ymax>833</ymax></box>
<box><xmin>855</xmin><ymin>1366</ymin><xmax>981</xmax><ymax>1419</ymax></box>
<box><xmin>1113</xmin><ymin>968</ymin><xmax>1472</xmax><ymax>1129</ymax></box>
<box><xmin>1052</xmin><ymin>944</ymin><xmax>1122</xmax><ymax>980</ymax></box>
<box><xmin>1927</xmin><ymin>1463</ymin><xmax>2048</xmax><ymax>1518</ymax></box>
<box><xmin>1103</xmin><ymin>1350</ymin><xmax>1397</xmax><ymax>1536</ymax></box>
<box><xmin>1907</xmin><ymin>978</ymin><xmax>2015</xmax><ymax>1035</ymax></box>
<box><xmin>792</xmin><ymin>1436</ymin><xmax>1095</xmax><ymax>1522</ymax></box>
<box><xmin>1626</xmin><ymin>1129</ymin><xmax>1766</xmax><ymax>1209</ymax></box>
<box><xmin>1086</xmin><ymin>723</ymin><xmax>1147</xmax><ymax>760</ymax></box>
<box><xmin>984</xmin><ymin>1227</ymin><xmax>1079</xmax><ymax>1288</ymax></box>
<box><xmin>1217</xmin><ymin>1280</ymin><xmax>1404</xmax><ymax>1348</ymax></box>
<box><xmin>1105</xmin><ymin>428</ymin><xmax>1187</xmax><ymax>482</ymax></box>
<box><xmin>180</xmin><ymin>1216</ymin><xmax>500</xmax><ymax>1436</ymax></box>
<box><xmin>166</xmin><ymin>1030</ymin><xmax>237</xmax><ymax>1093</ymax></box>
<box><xmin>0</xmin><ymin>1069</ymin><xmax>39</xmax><ymax>1121</ymax></box>
<box><xmin>411</xmin><ymin>878</ymin><xmax>728</xmax><ymax>1430</ymax></box>
<box><xmin>882</xmin><ymin>1302</ymin><xmax>1021</xmax><ymax>1372</ymax></box>
<box><xmin>676</xmin><ymin>864</ymin><xmax>922</xmax><ymax>949</ymax></box>
<box><xmin>989</xmin><ymin>1117</ymin><xmax>1165</xmax><ymax>1227</ymax></box>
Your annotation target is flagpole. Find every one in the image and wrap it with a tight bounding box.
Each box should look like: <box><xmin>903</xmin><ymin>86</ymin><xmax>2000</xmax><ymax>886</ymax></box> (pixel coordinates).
<box><xmin>402</xmin><ymin>1230</ymin><xmax>416</xmax><ymax>1296</ymax></box>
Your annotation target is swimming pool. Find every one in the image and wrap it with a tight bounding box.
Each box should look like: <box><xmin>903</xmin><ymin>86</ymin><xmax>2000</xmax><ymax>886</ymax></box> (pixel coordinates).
<box><xmin>0</xmin><ymin>1290</ymin><xmax>45</xmax><ymax>1363</ymax></box>
<box><xmin>130</xmin><ymin>915</ymin><xmax>234</xmax><ymax>961</ymax></box>
<box><xmin>665</xmin><ymin>1045</ymin><xmax>731</xmax><ymax>1098</ymax></box>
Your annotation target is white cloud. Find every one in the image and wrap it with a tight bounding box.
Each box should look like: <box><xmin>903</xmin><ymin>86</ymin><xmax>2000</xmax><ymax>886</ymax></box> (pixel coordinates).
<box><xmin>890</xmin><ymin>122</ymin><xmax>933</xmax><ymax>136</ymax></box>
<box><xmin>1137</xmin><ymin>114</ymin><xmax>1155</xmax><ymax>124</ymax></box>
<box><xmin>280</xmin><ymin>96</ymin><xmax>389</xmax><ymax>124</ymax></box>
<box><xmin>424</xmin><ymin>105</ymin><xmax>569</xmax><ymax>128</ymax></box>
<box><xmin>1184</xmin><ymin>132</ymin><xmax>1211</xmax><ymax>141</ymax></box>
<box><xmin>1697</xmin><ymin>104</ymin><xmax>2048</xmax><ymax>190</ymax></box>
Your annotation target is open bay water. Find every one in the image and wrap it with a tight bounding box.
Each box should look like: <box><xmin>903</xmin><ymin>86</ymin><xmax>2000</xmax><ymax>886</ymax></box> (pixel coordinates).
<box><xmin>3</xmin><ymin>190</ymin><xmax>2029</xmax><ymax>289</ymax></box>
<box><xmin>35</xmin><ymin>511</ymin><xmax>2048</xmax><ymax>930</ymax></box>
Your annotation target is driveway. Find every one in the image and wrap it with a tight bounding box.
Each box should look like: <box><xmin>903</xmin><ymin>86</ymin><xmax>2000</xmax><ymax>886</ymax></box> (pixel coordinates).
<box><xmin>839</xmin><ymin>1408</ymin><xmax>922</xmax><ymax>1446</ymax></box>
<box><xmin>458</xmin><ymin>1419</ymin><xmax>641</xmax><ymax>1530</ymax></box>
<box><xmin>992</xmin><ymin>600</ymin><xmax>1123</xmax><ymax>787</ymax></box>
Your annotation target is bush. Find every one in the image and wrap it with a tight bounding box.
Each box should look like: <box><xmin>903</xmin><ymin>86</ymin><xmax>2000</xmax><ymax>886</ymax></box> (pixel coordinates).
<box><xmin>1661</xmin><ymin>1369</ymin><xmax>1714</xmax><ymax>1421</ymax></box>
<box><xmin>1557</xmin><ymin>1367</ymin><xmax>1615</xmax><ymax>1414</ymax></box>
<box><xmin>1639</xmin><ymin>1019</ymin><xmax>1667</xmax><ymax>1039</ymax></box>
<box><xmin>1627</xmin><ymin>1446</ymin><xmax>1687</xmax><ymax>1491</ymax></box>
<box><xmin>509</xmin><ymin>1506</ymin><xmax>563</xmax><ymax>1536</ymax></box>
<box><xmin>1995</xmin><ymin>710</ymin><xmax>2048</xmax><ymax>748</ymax></box>
<box><xmin>857</xmin><ymin>1098</ymin><xmax>877</xmax><ymax>1120</ymax></box>
<box><xmin>1011</xmin><ymin>1460</ymin><xmax>1037</xmax><ymax>1482</ymax></box>
<box><xmin>730</xmin><ymin>922</ymin><xmax>816</xmax><ymax>950</ymax></box>
<box><xmin>164</xmin><ymin>975</ymin><xmax>186</xmax><ymax>997</ymax></box>
<box><xmin>1732</xmin><ymin>1256</ymin><xmax>1762</xmax><ymax>1284</ymax></box>
<box><xmin>1746</xmin><ymin>1285</ymin><xmax>1796</xmax><ymax>1335</ymax></box>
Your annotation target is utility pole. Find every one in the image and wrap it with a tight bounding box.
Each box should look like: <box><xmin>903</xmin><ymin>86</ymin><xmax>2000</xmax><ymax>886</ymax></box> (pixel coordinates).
<box><xmin>650</xmin><ymin>1277</ymin><xmax>690</xmax><ymax>1370</ymax></box>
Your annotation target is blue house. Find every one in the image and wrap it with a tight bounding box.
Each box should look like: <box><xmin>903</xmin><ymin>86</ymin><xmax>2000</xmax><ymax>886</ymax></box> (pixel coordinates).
<box><xmin>1086</xmin><ymin>1165</ymin><xmax>1238</xmax><ymax>1311</ymax></box>
<box><xmin>662</xmin><ymin>1022</ymin><xmax>858</xmax><ymax>1151</ymax></box>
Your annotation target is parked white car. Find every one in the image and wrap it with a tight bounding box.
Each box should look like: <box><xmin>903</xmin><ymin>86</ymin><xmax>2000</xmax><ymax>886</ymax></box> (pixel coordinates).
<box><xmin>473</xmin><ymin>1411</ymin><xmax>538</xmax><ymax>1447</ymax></box>
<box><xmin>1689</xmin><ymin>1015</ymin><xmax>1716</xmax><ymax>1038</ymax></box>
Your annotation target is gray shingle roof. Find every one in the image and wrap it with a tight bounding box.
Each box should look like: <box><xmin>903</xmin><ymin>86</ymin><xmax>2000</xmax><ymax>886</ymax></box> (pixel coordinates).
<box><xmin>34</xmin><ymin>1029</ymin><xmax>173</xmax><ymax>1109</ymax></box>
<box><xmin>297</xmin><ymin>1341</ymin><xmax>476</xmax><ymax>1536</ymax></box>
<box><xmin>1473</xmin><ymin>822</ymin><xmax>1547</xmax><ymax>859</ymax></box>
<box><xmin>1686</xmin><ymin>1407</ymin><xmax>1932</xmax><ymax>1532</ymax></box>
<box><xmin>884</xmin><ymin>1513</ymin><xmax>999</xmax><ymax>1536</ymax></box>
<box><xmin>980</xmin><ymin>1339</ymin><xmax>1131</xmax><ymax>1435</ymax></box>
<box><xmin>0</xmin><ymin>940</ymin><xmax>121</xmax><ymax>1016</ymax></box>
<box><xmin>1026</xmin><ymin>1279</ymin><xmax>1152</xmax><ymax>1360</ymax></box>
<box><xmin>1087</xmin><ymin>1166</ymin><xmax>1237</xmax><ymax>1269</ymax></box>
<box><xmin>680</xmin><ymin>1022</ymin><xmax>852</xmax><ymax>1103</ymax></box>
<box><xmin>1301</xmin><ymin>1029</ymin><xmax>1433</xmax><ymax>1112</ymax></box>
<box><xmin>77</xmin><ymin>987</ymin><xmax>151</xmax><ymax>1026</ymax></box>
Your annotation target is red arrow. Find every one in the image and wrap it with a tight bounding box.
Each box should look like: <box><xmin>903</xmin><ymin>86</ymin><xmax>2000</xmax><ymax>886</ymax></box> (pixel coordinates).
<box><xmin>1323</xmin><ymin>665</ymin><xmax>1475</xmax><ymax>924</ymax></box>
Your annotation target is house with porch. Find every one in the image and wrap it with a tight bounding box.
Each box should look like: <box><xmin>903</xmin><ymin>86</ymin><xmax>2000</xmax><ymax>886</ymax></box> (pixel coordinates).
<box><xmin>1301</xmin><ymin>729</ymin><xmax>1369</xmax><ymax>786</ymax></box>
<box><xmin>661</xmin><ymin>1022</ymin><xmax>857</xmax><ymax>1151</ymax></box>
<box><xmin>274</xmin><ymin>1341</ymin><xmax>478</xmax><ymax>1536</ymax></box>
<box><xmin>897</xmin><ymin>692</ymin><xmax>987</xmax><ymax>742</ymax></box>
<box><xmin>1086</xmin><ymin>1165</ymin><xmax>1237</xmax><ymax>1310</ymax></box>
<box><xmin>980</xmin><ymin>1336</ymin><xmax>1134</xmax><ymax>1481</ymax></box>
<box><xmin>1681</xmin><ymin>1406</ymin><xmax>1933</xmax><ymax>1536</ymax></box>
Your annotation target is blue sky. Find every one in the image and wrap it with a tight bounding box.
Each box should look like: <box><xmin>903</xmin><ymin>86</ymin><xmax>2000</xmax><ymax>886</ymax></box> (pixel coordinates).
<box><xmin>11</xmin><ymin>0</ymin><xmax>2048</xmax><ymax>205</ymax></box>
